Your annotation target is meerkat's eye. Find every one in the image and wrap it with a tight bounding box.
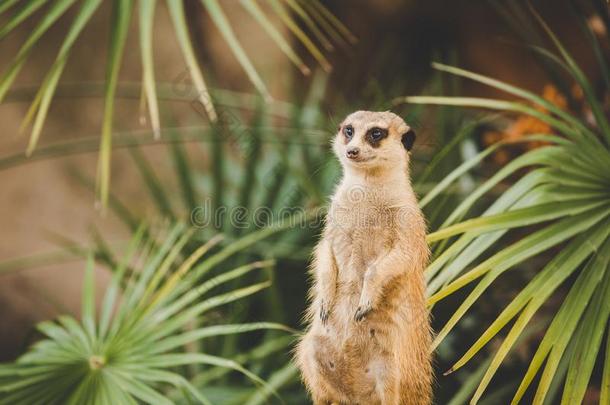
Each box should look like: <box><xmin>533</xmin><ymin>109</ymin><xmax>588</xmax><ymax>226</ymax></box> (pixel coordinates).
<box><xmin>343</xmin><ymin>125</ymin><xmax>354</xmax><ymax>139</ymax></box>
<box><xmin>366</xmin><ymin>127</ymin><xmax>388</xmax><ymax>147</ymax></box>
<box><xmin>371</xmin><ymin>128</ymin><xmax>383</xmax><ymax>141</ymax></box>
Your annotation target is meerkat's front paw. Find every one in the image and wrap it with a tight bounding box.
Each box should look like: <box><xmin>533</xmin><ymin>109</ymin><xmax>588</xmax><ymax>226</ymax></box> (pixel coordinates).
<box><xmin>354</xmin><ymin>301</ymin><xmax>373</xmax><ymax>321</ymax></box>
<box><xmin>355</xmin><ymin>285</ymin><xmax>378</xmax><ymax>321</ymax></box>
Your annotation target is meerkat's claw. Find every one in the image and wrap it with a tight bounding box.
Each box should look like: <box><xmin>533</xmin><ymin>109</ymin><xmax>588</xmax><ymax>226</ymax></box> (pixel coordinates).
<box><xmin>319</xmin><ymin>302</ymin><xmax>330</xmax><ymax>324</ymax></box>
<box><xmin>354</xmin><ymin>304</ymin><xmax>372</xmax><ymax>321</ymax></box>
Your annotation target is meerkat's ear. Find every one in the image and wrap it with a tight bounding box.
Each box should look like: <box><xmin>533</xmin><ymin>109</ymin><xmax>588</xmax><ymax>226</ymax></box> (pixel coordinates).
<box><xmin>401</xmin><ymin>129</ymin><xmax>416</xmax><ymax>151</ymax></box>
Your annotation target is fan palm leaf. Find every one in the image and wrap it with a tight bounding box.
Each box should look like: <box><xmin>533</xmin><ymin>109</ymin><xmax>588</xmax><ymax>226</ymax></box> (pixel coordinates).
<box><xmin>398</xmin><ymin>8</ymin><xmax>610</xmax><ymax>404</ymax></box>
<box><xmin>0</xmin><ymin>224</ymin><xmax>297</xmax><ymax>404</ymax></box>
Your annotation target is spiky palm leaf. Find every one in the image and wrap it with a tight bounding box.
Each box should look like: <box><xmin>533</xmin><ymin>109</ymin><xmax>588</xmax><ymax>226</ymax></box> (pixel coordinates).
<box><xmin>398</xmin><ymin>7</ymin><xmax>610</xmax><ymax>405</ymax></box>
<box><xmin>0</xmin><ymin>0</ymin><xmax>351</xmax><ymax>208</ymax></box>
<box><xmin>0</xmin><ymin>223</ymin><xmax>300</xmax><ymax>404</ymax></box>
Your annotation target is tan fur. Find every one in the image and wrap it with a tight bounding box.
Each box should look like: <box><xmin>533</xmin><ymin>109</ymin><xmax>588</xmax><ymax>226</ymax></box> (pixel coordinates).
<box><xmin>296</xmin><ymin>111</ymin><xmax>432</xmax><ymax>405</ymax></box>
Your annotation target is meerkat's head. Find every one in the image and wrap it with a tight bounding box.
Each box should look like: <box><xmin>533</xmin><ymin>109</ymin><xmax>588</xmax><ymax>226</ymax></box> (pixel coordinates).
<box><xmin>333</xmin><ymin>110</ymin><xmax>416</xmax><ymax>175</ymax></box>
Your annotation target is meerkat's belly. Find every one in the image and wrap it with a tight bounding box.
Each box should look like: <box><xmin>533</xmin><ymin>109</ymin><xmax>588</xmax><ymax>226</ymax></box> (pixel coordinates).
<box><xmin>310</xmin><ymin>299</ymin><xmax>405</xmax><ymax>403</ymax></box>
<box><xmin>331</xmin><ymin>276</ymin><xmax>410</xmax><ymax>333</ymax></box>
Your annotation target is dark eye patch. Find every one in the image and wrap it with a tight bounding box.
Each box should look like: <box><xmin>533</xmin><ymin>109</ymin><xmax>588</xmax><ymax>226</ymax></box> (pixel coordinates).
<box><xmin>365</xmin><ymin>127</ymin><xmax>388</xmax><ymax>147</ymax></box>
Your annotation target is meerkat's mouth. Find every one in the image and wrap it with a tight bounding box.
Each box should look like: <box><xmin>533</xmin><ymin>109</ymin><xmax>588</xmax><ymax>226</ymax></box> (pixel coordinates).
<box><xmin>348</xmin><ymin>155</ymin><xmax>375</xmax><ymax>164</ymax></box>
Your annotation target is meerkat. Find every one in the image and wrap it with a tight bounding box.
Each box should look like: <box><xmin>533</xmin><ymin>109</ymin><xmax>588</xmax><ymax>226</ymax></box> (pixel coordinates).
<box><xmin>296</xmin><ymin>111</ymin><xmax>432</xmax><ymax>405</ymax></box>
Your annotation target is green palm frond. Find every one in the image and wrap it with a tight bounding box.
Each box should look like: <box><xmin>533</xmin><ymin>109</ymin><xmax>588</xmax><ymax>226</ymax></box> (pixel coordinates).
<box><xmin>0</xmin><ymin>224</ymin><xmax>297</xmax><ymax>404</ymax></box>
<box><xmin>0</xmin><ymin>0</ymin><xmax>351</xmax><ymax>209</ymax></box>
<box><xmin>398</xmin><ymin>8</ymin><xmax>610</xmax><ymax>405</ymax></box>
<box><xmin>96</xmin><ymin>0</ymin><xmax>132</xmax><ymax>210</ymax></box>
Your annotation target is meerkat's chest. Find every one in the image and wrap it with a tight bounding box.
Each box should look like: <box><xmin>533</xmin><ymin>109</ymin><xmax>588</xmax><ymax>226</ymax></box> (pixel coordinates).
<box><xmin>328</xmin><ymin>194</ymin><xmax>398</xmax><ymax>228</ymax></box>
<box><xmin>326</xmin><ymin>198</ymin><xmax>397</xmax><ymax>272</ymax></box>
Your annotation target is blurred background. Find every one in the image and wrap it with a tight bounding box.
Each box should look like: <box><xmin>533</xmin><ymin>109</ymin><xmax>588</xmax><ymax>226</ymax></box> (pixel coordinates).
<box><xmin>0</xmin><ymin>0</ymin><xmax>609</xmax><ymax>404</ymax></box>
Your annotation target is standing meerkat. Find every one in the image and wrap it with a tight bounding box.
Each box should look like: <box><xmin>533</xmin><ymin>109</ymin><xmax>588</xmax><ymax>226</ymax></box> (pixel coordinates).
<box><xmin>296</xmin><ymin>111</ymin><xmax>432</xmax><ymax>405</ymax></box>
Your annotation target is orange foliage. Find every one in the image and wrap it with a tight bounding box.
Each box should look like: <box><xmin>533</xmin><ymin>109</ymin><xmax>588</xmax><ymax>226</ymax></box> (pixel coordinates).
<box><xmin>483</xmin><ymin>84</ymin><xmax>570</xmax><ymax>164</ymax></box>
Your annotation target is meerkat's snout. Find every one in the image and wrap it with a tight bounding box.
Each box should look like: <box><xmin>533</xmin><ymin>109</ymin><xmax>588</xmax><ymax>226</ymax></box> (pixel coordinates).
<box><xmin>346</xmin><ymin>146</ymin><xmax>360</xmax><ymax>159</ymax></box>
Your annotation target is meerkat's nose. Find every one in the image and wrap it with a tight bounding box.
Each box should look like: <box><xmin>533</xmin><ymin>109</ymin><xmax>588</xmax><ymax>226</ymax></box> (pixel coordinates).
<box><xmin>346</xmin><ymin>147</ymin><xmax>360</xmax><ymax>159</ymax></box>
